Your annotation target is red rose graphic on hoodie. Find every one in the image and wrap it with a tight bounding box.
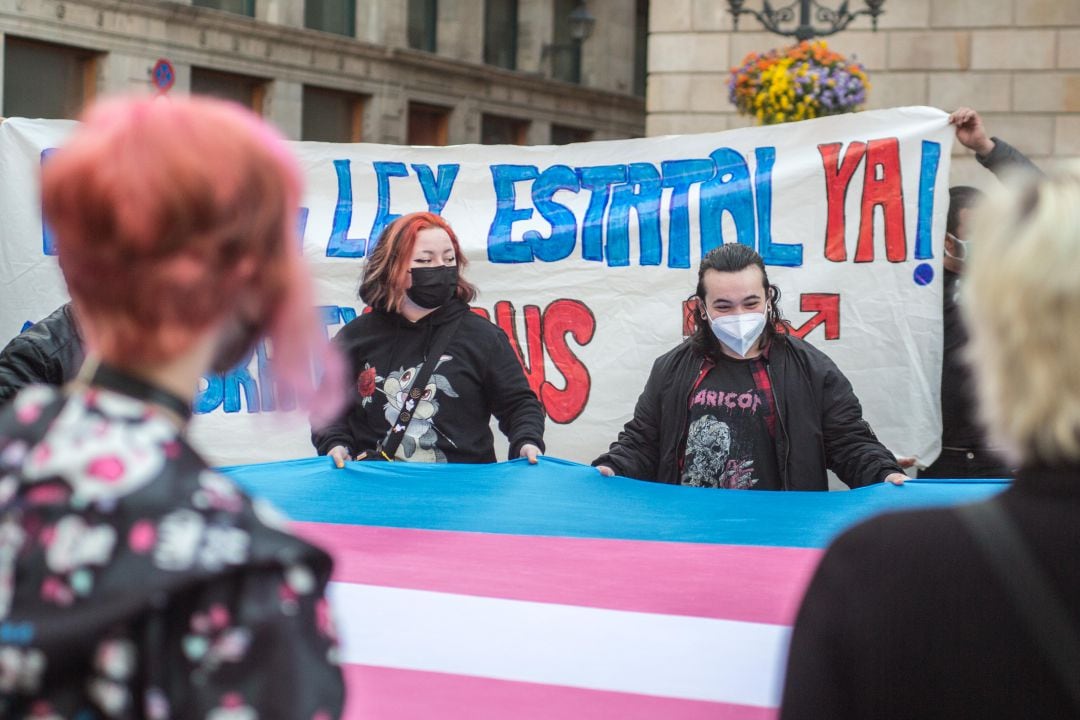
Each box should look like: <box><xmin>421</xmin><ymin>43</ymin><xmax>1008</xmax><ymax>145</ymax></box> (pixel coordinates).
<box><xmin>357</xmin><ymin>364</ymin><xmax>378</xmax><ymax>407</ymax></box>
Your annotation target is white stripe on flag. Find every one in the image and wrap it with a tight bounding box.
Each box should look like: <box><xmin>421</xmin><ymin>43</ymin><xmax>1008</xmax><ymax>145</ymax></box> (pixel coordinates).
<box><xmin>329</xmin><ymin>581</ymin><xmax>791</xmax><ymax>708</ymax></box>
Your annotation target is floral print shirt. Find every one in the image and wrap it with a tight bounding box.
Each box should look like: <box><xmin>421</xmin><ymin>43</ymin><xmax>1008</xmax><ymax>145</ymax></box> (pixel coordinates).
<box><xmin>0</xmin><ymin>385</ymin><xmax>344</xmax><ymax>718</ymax></box>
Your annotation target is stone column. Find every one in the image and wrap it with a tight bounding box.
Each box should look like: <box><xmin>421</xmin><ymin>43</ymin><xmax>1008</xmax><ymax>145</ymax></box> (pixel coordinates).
<box><xmin>448</xmin><ymin>97</ymin><xmax>480</xmax><ymax>144</ymax></box>
<box><xmin>581</xmin><ymin>0</ymin><xmax>636</xmax><ymax>93</ymax></box>
<box><xmin>356</xmin><ymin>0</ymin><xmax>408</xmax><ymax>48</ymax></box>
<box><xmin>368</xmin><ymin>85</ymin><xmax>407</xmax><ymax>144</ymax></box>
<box><xmin>265</xmin><ymin>79</ymin><xmax>303</xmax><ymax>139</ymax></box>
<box><xmin>257</xmin><ymin>0</ymin><xmax>305</xmax><ymax>28</ymax></box>
<box><xmin>438</xmin><ymin>0</ymin><xmax>484</xmax><ymax>65</ymax></box>
<box><xmin>526</xmin><ymin>117</ymin><xmax>552</xmax><ymax>145</ymax></box>
<box><xmin>517</xmin><ymin>0</ymin><xmax>554</xmax><ymax>74</ymax></box>
<box><xmin>98</xmin><ymin>53</ymin><xmax>161</xmax><ymax>97</ymax></box>
<box><xmin>169</xmin><ymin>62</ymin><xmax>192</xmax><ymax>95</ymax></box>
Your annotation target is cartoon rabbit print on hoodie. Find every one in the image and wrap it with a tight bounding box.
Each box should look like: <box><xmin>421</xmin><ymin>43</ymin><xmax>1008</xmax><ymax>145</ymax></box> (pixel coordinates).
<box><xmin>381</xmin><ymin>355</ymin><xmax>459</xmax><ymax>462</ymax></box>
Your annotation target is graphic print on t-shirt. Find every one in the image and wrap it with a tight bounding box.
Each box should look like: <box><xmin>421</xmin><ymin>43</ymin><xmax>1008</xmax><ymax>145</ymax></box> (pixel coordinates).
<box><xmin>681</xmin><ymin>362</ymin><xmax>779</xmax><ymax>490</ymax></box>
<box><xmin>381</xmin><ymin>355</ymin><xmax>459</xmax><ymax>462</ymax></box>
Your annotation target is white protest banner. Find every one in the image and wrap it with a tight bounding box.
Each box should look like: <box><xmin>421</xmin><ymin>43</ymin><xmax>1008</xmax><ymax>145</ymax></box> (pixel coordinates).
<box><xmin>0</xmin><ymin>107</ymin><xmax>951</xmax><ymax>469</ymax></box>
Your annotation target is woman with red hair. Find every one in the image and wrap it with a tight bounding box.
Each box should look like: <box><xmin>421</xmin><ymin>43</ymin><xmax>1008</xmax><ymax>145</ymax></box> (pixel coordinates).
<box><xmin>312</xmin><ymin>212</ymin><xmax>545</xmax><ymax>466</ymax></box>
<box><xmin>0</xmin><ymin>96</ymin><xmax>343</xmax><ymax>716</ymax></box>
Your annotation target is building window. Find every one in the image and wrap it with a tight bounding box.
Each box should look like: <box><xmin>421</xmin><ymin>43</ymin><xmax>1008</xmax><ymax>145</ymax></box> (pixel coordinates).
<box><xmin>3</xmin><ymin>37</ymin><xmax>97</xmax><ymax>120</ymax></box>
<box><xmin>408</xmin><ymin>0</ymin><xmax>438</xmax><ymax>52</ymax></box>
<box><xmin>484</xmin><ymin>0</ymin><xmax>518</xmax><ymax>70</ymax></box>
<box><xmin>481</xmin><ymin>114</ymin><xmax>529</xmax><ymax>145</ymax></box>
<box><xmin>551</xmin><ymin>0</ymin><xmax>581</xmax><ymax>84</ymax></box>
<box><xmin>191</xmin><ymin>0</ymin><xmax>255</xmax><ymax>16</ymax></box>
<box><xmin>551</xmin><ymin>124</ymin><xmax>593</xmax><ymax>145</ymax></box>
<box><xmin>633</xmin><ymin>0</ymin><xmax>649</xmax><ymax>97</ymax></box>
<box><xmin>306</xmin><ymin>0</ymin><xmax>356</xmax><ymax>37</ymax></box>
<box><xmin>408</xmin><ymin>102</ymin><xmax>450</xmax><ymax>146</ymax></box>
<box><xmin>303</xmin><ymin>86</ymin><xmax>365</xmax><ymax>143</ymax></box>
<box><xmin>190</xmin><ymin>67</ymin><xmax>267</xmax><ymax>114</ymax></box>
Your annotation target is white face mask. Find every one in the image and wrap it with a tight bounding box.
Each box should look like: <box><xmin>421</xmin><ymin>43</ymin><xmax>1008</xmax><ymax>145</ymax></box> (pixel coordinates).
<box><xmin>708</xmin><ymin>309</ymin><xmax>768</xmax><ymax>358</ymax></box>
<box><xmin>945</xmin><ymin>232</ymin><xmax>969</xmax><ymax>261</ymax></box>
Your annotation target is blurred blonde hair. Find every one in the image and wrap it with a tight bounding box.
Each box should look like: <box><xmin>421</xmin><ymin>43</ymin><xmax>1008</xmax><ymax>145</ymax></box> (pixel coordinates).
<box><xmin>964</xmin><ymin>163</ymin><xmax>1080</xmax><ymax>465</ymax></box>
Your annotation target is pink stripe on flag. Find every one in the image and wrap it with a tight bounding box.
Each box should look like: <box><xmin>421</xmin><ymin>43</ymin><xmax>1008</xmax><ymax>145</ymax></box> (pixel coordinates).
<box><xmin>294</xmin><ymin>522</ymin><xmax>821</xmax><ymax>625</ymax></box>
<box><xmin>342</xmin><ymin>664</ymin><xmax>777</xmax><ymax>720</ymax></box>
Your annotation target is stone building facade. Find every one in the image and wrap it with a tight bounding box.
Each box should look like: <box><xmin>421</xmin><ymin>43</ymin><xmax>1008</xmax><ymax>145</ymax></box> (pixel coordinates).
<box><xmin>0</xmin><ymin>0</ymin><xmax>646</xmax><ymax>144</ymax></box>
<box><xmin>646</xmin><ymin>0</ymin><xmax>1080</xmax><ymax>187</ymax></box>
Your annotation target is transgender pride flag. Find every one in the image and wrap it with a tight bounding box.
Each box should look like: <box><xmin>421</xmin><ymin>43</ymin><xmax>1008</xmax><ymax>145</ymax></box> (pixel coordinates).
<box><xmin>223</xmin><ymin>457</ymin><xmax>1004</xmax><ymax>719</ymax></box>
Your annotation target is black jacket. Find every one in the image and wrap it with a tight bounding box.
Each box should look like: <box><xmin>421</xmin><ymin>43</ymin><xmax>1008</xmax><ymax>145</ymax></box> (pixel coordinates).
<box><xmin>0</xmin><ymin>303</ymin><xmax>84</xmax><ymax>406</ymax></box>
<box><xmin>939</xmin><ymin>269</ymin><xmax>986</xmax><ymax>449</ymax></box>
<box><xmin>592</xmin><ymin>335</ymin><xmax>902</xmax><ymax>490</ymax></box>
<box><xmin>781</xmin><ymin>465</ymin><xmax>1080</xmax><ymax>719</ymax></box>
<box><xmin>977</xmin><ymin>136</ymin><xmax>1041</xmax><ymax>177</ymax></box>
<box><xmin>312</xmin><ymin>299</ymin><xmax>545</xmax><ymax>463</ymax></box>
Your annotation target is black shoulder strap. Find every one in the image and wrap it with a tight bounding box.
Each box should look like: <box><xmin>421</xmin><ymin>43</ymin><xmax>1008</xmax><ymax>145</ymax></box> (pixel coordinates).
<box><xmin>956</xmin><ymin>499</ymin><xmax>1080</xmax><ymax>710</ymax></box>
<box><xmin>377</xmin><ymin>314</ymin><xmax>463</xmax><ymax>460</ymax></box>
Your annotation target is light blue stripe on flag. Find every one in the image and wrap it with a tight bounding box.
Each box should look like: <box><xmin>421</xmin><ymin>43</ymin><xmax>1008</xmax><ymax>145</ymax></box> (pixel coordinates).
<box><xmin>222</xmin><ymin>457</ymin><xmax>1006</xmax><ymax>549</ymax></box>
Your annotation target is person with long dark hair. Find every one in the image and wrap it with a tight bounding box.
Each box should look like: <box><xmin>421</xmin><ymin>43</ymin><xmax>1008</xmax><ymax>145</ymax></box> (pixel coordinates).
<box><xmin>593</xmin><ymin>243</ymin><xmax>905</xmax><ymax>490</ymax></box>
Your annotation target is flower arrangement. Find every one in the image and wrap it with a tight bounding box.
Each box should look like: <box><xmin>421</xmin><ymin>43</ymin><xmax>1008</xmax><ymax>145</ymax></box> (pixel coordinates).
<box><xmin>728</xmin><ymin>41</ymin><xmax>870</xmax><ymax>125</ymax></box>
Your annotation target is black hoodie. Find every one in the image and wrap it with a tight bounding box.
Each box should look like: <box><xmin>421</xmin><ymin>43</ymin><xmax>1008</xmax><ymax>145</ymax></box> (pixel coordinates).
<box><xmin>312</xmin><ymin>299</ymin><xmax>545</xmax><ymax>463</ymax></box>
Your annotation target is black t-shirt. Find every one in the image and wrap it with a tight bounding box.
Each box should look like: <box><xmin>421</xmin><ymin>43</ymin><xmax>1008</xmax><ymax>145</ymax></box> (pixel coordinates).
<box><xmin>680</xmin><ymin>356</ymin><xmax>780</xmax><ymax>490</ymax></box>
<box><xmin>941</xmin><ymin>270</ymin><xmax>984</xmax><ymax>447</ymax></box>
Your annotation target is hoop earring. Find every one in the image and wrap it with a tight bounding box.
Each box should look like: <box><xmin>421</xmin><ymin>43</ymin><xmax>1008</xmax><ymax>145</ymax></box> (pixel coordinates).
<box><xmin>696</xmin><ymin>297</ymin><xmax>710</xmax><ymax>323</ymax></box>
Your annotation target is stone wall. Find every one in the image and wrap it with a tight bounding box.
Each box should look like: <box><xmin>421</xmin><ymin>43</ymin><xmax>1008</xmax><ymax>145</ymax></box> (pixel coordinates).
<box><xmin>646</xmin><ymin>0</ymin><xmax>1080</xmax><ymax>187</ymax></box>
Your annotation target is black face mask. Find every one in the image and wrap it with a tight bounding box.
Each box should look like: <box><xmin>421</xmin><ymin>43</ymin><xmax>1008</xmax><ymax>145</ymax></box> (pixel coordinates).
<box><xmin>406</xmin><ymin>265</ymin><xmax>458</xmax><ymax>309</ymax></box>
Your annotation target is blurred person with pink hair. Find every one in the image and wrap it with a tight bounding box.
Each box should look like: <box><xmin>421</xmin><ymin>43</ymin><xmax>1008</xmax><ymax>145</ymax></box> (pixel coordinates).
<box><xmin>0</xmin><ymin>96</ymin><xmax>344</xmax><ymax>717</ymax></box>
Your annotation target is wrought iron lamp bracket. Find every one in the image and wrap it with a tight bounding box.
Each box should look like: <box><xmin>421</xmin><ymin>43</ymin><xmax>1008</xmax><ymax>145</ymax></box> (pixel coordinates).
<box><xmin>727</xmin><ymin>0</ymin><xmax>885</xmax><ymax>42</ymax></box>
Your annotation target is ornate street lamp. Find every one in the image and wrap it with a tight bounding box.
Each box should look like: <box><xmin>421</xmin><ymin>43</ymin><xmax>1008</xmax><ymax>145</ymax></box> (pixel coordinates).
<box><xmin>567</xmin><ymin>0</ymin><xmax>597</xmax><ymax>43</ymax></box>
<box><xmin>727</xmin><ymin>0</ymin><xmax>886</xmax><ymax>41</ymax></box>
